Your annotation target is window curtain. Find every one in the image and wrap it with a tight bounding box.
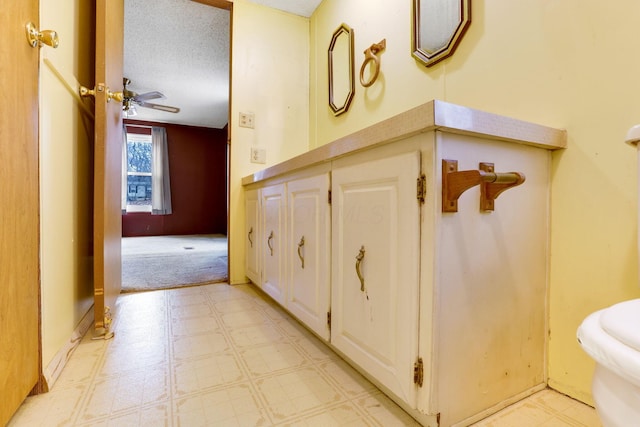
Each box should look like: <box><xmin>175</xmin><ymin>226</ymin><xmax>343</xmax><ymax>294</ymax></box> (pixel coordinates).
<box><xmin>121</xmin><ymin>126</ymin><xmax>128</xmax><ymax>214</ymax></box>
<box><xmin>151</xmin><ymin>126</ymin><xmax>172</xmax><ymax>215</ymax></box>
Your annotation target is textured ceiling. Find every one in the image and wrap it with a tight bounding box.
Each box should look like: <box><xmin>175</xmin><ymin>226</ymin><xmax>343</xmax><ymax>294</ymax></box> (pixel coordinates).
<box><xmin>124</xmin><ymin>0</ymin><xmax>230</xmax><ymax>128</ymax></box>
<box><xmin>249</xmin><ymin>0</ymin><xmax>322</xmax><ymax>17</ymax></box>
<box><xmin>124</xmin><ymin>0</ymin><xmax>322</xmax><ymax>129</ymax></box>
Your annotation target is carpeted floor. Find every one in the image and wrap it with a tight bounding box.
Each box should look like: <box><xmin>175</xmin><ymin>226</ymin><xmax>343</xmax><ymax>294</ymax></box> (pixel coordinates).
<box><xmin>121</xmin><ymin>234</ymin><xmax>228</xmax><ymax>292</ymax></box>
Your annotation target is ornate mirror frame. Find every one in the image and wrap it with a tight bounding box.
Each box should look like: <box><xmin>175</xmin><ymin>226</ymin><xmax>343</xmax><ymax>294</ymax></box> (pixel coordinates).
<box><xmin>328</xmin><ymin>23</ymin><xmax>355</xmax><ymax>116</ymax></box>
<box><xmin>412</xmin><ymin>0</ymin><xmax>471</xmax><ymax>67</ymax></box>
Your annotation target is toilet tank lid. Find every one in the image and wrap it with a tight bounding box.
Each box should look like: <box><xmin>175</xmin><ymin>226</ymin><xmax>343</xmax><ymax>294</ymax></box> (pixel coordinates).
<box><xmin>601</xmin><ymin>299</ymin><xmax>640</xmax><ymax>352</ymax></box>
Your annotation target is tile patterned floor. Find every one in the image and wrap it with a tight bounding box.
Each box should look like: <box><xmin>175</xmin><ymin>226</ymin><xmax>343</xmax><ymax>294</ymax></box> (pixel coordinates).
<box><xmin>9</xmin><ymin>283</ymin><xmax>601</xmax><ymax>427</ymax></box>
<box><xmin>471</xmin><ymin>388</ymin><xmax>601</xmax><ymax>427</ymax></box>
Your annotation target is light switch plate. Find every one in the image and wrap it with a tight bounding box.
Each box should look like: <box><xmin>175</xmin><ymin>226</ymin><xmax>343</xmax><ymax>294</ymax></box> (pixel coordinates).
<box><xmin>239</xmin><ymin>112</ymin><xmax>255</xmax><ymax>128</ymax></box>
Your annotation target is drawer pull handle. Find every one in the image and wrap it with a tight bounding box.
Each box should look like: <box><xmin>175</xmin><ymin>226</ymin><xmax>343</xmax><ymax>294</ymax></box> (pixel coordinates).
<box><xmin>267</xmin><ymin>231</ymin><xmax>274</xmax><ymax>256</ymax></box>
<box><xmin>297</xmin><ymin>236</ymin><xmax>305</xmax><ymax>269</ymax></box>
<box><xmin>355</xmin><ymin>245</ymin><xmax>366</xmax><ymax>292</ymax></box>
<box><xmin>248</xmin><ymin>227</ymin><xmax>253</xmax><ymax>248</ymax></box>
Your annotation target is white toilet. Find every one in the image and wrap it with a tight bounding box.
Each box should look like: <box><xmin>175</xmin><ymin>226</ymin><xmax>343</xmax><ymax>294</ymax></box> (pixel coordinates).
<box><xmin>577</xmin><ymin>125</ymin><xmax>640</xmax><ymax>427</ymax></box>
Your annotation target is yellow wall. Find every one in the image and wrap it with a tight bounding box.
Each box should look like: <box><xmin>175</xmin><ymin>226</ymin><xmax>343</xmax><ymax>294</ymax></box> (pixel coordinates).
<box><xmin>39</xmin><ymin>0</ymin><xmax>94</xmax><ymax>367</ymax></box>
<box><xmin>35</xmin><ymin>0</ymin><xmax>640</xmax><ymax>405</ymax></box>
<box><xmin>308</xmin><ymin>0</ymin><xmax>640</xmax><ymax>404</ymax></box>
<box><xmin>229</xmin><ymin>0</ymin><xmax>310</xmax><ymax>284</ymax></box>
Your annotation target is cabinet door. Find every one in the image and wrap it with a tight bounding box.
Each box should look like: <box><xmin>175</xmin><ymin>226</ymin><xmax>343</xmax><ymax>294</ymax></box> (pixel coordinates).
<box><xmin>287</xmin><ymin>174</ymin><xmax>331</xmax><ymax>341</ymax></box>
<box><xmin>261</xmin><ymin>184</ymin><xmax>286</xmax><ymax>305</ymax></box>
<box><xmin>245</xmin><ymin>188</ymin><xmax>260</xmax><ymax>284</ymax></box>
<box><xmin>331</xmin><ymin>151</ymin><xmax>421</xmax><ymax>406</ymax></box>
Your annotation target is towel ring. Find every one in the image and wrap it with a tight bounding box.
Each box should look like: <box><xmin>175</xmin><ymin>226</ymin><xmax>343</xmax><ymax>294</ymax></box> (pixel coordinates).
<box><xmin>360</xmin><ymin>39</ymin><xmax>386</xmax><ymax>87</ymax></box>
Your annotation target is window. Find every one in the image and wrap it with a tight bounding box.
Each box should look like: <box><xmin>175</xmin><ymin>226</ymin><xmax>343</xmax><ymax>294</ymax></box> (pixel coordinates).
<box><xmin>123</xmin><ymin>126</ymin><xmax>172</xmax><ymax>215</ymax></box>
<box><xmin>125</xmin><ymin>133</ymin><xmax>152</xmax><ymax>212</ymax></box>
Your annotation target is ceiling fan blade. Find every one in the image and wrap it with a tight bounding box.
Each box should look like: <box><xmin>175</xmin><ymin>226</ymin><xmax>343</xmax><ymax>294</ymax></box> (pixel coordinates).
<box><xmin>133</xmin><ymin>91</ymin><xmax>166</xmax><ymax>102</ymax></box>
<box><xmin>137</xmin><ymin>101</ymin><xmax>180</xmax><ymax>113</ymax></box>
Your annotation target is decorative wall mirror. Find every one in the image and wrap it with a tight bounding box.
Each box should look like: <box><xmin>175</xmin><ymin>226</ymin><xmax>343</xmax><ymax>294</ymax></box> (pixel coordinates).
<box><xmin>412</xmin><ymin>0</ymin><xmax>471</xmax><ymax>67</ymax></box>
<box><xmin>328</xmin><ymin>23</ymin><xmax>355</xmax><ymax>116</ymax></box>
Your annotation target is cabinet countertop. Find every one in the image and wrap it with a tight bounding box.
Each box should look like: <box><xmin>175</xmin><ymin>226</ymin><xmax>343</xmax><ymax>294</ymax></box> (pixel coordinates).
<box><xmin>242</xmin><ymin>100</ymin><xmax>567</xmax><ymax>186</ymax></box>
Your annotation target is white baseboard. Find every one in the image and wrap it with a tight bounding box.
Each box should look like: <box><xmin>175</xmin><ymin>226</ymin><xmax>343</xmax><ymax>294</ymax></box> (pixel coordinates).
<box><xmin>42</xmin><ymin>305</ymin><xmax>94</xmax><ymax>391</ymax></box>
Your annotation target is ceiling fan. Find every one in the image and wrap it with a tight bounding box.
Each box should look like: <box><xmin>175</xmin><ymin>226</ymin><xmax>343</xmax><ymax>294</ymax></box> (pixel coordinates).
<box><xmin>122</xmin><ymin>77</ymin><xmax>180</xmax><ymax>117</ymax></box>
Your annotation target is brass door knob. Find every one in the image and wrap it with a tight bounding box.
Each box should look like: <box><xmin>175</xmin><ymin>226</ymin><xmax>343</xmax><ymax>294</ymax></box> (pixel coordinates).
<box><xmin>107</xmin><ymin>90</ymin><xmax>124</xmax><ymax>103</ymax></box>
<box><xmin>79</xmin><ymin>86</ymin><xmax>95</xmax><ymax>98</ymax></box>
<box><xmin>79</xmin><ymin>85</ymin><xmax>124</xmax><ymax>104</ymax></box>
<box><xmin>26</xmin><ymin>22</ymin><xmax>59</xmax><ymax>48</ymax></box>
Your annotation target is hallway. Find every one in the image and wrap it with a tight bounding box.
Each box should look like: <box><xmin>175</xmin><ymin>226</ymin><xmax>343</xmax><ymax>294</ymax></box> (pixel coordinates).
<box><xmin>9</xmin><ymin>283</ymin><xmax>599</xmax><ymax>426</ymax></box>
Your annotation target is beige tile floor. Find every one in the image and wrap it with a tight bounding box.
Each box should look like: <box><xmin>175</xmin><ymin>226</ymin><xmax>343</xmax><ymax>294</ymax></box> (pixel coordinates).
<box><xmin>9</xmin><ymin>283</ymin><xmax>601</xmax><ymax>427</ymax></box>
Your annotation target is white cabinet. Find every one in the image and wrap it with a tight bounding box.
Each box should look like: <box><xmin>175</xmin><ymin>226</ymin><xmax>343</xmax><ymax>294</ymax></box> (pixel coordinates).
<box><xmin>245</xmin><ymin>152</ymin><xmax>424</xmax><ymax>409</ymax></box>
<box><xmin>261</xmin><ymin>184</ymin><xmax>286</xmax><ymax>305</ymax></box>
<box><xmin>244</xmin><ymin>188</ymin><xmax>260</xmax><ymax>285</ymax></box>
<box><xmin>331</xmin><ymin>151</ymin><xmax>422</xmax><ymax>406</ymax></box>
<box><xmin>243</xmin><ymin>140</ymin><xmax>552</xmax><ymax>426</ymax></box>
<box><xmin>247</xmin><ymin>173</ymin><xmax>331</xmax><ymax>341</ymax></box>
<box><xmin>242</xmin><ymin>100</ymin><xmax>564</xmax><ymax>427</ymax></box>
<box><xmin>429</xmin><ymin>134</ymin><xmax>551</xmax><ymax>425</ymax></box>
<box><xmin>286</xmin><ymin>174</ymin><xmax>331</xmax><ymax>340</ymax></box>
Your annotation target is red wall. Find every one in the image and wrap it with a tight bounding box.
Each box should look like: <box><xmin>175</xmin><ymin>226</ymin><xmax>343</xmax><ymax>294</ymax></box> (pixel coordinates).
<box><xmin>122</xmin><ymin>120</ymin><xmax>227</xmax><ymax>237</ymax></box>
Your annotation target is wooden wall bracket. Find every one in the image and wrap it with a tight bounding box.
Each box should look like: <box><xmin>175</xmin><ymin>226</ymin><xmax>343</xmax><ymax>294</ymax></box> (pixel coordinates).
<box><xmin>479</xmin><ymin>162</ymin><xmax>525</xmax><ymax>211</ymax></box>
<box><xmin>442</xmin><ymin>159</ymin><xmax>526</xmax><ymax>212</ymax></box>
<box><xmin>442</xmin><ymin>159</ymin><xmax>477</xmax><ymax>212</ymax></box>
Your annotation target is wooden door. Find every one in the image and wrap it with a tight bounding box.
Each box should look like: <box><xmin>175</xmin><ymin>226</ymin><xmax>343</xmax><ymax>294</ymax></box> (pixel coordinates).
<box><xmin>0</xmin><ymin>1</ymin><xmax>41</xmax><ymax>424</ymax></box>
<box><xmin>245</xmin><ymin>188</ymin><xmax>260</xmax><ymax>284</ymax></box>
<box><xmin>331</xmin><ymin>151</ymin><xmax>421</xmax><ymax>407</ymax></box>
<box><xmin>287</xmin><ymin>174</ymin><xmax>331</xmax><ymax>340</ymax></box>
<box><xmin>261</xmin><ymin>184</ymin><xmax>286</xmax><ymax>305</ymax></box>
<box><xmin>93</xmin><ymin>0</ymin><xmax>124</xmax><ymax>334</ymax></box>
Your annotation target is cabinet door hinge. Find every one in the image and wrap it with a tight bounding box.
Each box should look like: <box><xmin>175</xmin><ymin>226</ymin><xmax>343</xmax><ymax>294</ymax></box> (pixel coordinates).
<box><xmin>417</xmin><ymin>174</ymin><xmax>426</xmax><ymax>204</ymax></box>
<box><xmin>327</xmin><ymin>311</ymin><xmax>331</xmax><ymax>330</ymax></box>
<box><xmin>328</xmin><ymin>189</ymin><xmax>332</xmax><ymax>205</ymax></box>
<box><xmin>413</xmin><ymin>357</ymin><xmax>424</xmax><ymax>387</ymax></box>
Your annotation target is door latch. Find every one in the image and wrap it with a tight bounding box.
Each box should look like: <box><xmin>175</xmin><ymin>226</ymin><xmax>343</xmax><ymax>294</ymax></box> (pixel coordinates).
<box><xmin>80</xmin><ymin>84</ymin><xmax>124</xmax><ymax>103</ymax></box>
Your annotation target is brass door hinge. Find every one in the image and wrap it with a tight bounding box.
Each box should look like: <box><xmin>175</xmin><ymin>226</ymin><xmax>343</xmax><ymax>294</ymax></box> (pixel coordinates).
<box><xmin>328</xmin><ymin>189</ymin><xmax>332</xmax><ymax>205</ymax></box>
<box><xmin>417</xmin><ymin>174</ymin><xmax>426</xmax><ymax>204</ymax></box>
<box><xmin>327</xmin><ymin>311</ymin><xmax>331</xmax><ymax>330</ymax></box>
<box><xmin>414</xmin><ymin>357</ymin><xmax>424</xmax><ymax>387</ymax></box>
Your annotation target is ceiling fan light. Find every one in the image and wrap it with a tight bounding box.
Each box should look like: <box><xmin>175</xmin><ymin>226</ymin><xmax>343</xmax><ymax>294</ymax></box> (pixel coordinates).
<box><xmin>124</xmin><ymin>105</ymin><xmax>137</xmax><ymax>117</ymax></box>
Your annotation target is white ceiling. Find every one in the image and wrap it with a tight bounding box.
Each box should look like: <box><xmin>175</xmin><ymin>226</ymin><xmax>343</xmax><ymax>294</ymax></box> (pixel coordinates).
<box><xmin>124</xmin><ymin>0</ymin><xmax>322</xmax><ymax>129</ymax></box>
<box><xmin>249</xmin><ymin>0</ymin><xmax>323</xmax><ymax>17</ymax></box>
